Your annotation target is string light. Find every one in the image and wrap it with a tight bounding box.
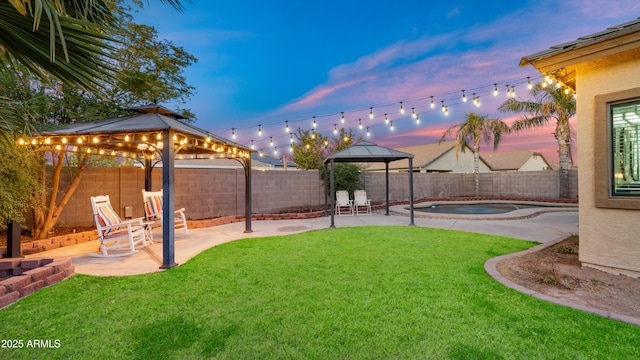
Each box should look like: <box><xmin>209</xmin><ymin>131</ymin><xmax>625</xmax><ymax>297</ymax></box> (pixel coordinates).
<box><xmin>341</xmin><ymin>112</ymin><xmax>345</xmax><ymax>123</ymax></box>
<box><xmin>441</xmin><ymin>101</ymin><xmax>446</xmax><ymax>112</ymax></box>
<box><xmin>384</xmin><ymin>113</ymin><xmax>389</xmax><ymax>124</ymax></box>
<box><xmin>415</xmin><ymin>114</ymin><xmax>420</xmax><ymax>124</ymax></box>
<box><xmin>493</xmin><ymin>84</ymin><xmax>498</xmax><ymax>96</ymax></box>
<box><xmin>511</xmin><ymin>86</ymin><xmax>516</xmax><ymax>98</ymax></box>
<box><xmin>369</xmin><ymin>107</ymin><xmax>374</xmax><ymax>119</ymax></box>
<box><xmin>444</xmin><ymin>106</ymin><xmax>449</xmax><ymax>115</ymax></box>
<box><xmin>273</xmin><ymin>146</ymin><xmax>278</xmax><ymax>155</ymax></box>
<box><xmin>285</xmin><ymin>121</ymin><xmax>289</xmax><ymax>133</ymax></box>
<box><xmin>462</xmin><ymin>90</ymin><xmax>467</xmax><ymax>102</ymax></box>
<box><xmin>258</xmin><ymin>124</ymin><xmax>262</xmax><ymax>136</ymax></box>
<box><xmin>358</xmin><ymin>119</ymin><xmax>363</xmax><ymax>130</ymax></box>
<box><xmin>125</xmin><ymin>135</ymin><xmax>130</xmax><ymax>141</ymax></box>
<box><xmin>251</xmin><ymin>140</ymin><xmax>255</xmax><ymax>149</ymax></box>
<box><xmin>312</xmin><ymin>116</ymin><xmax>317</xmax><ymax>128</ymax></box>
<box><xmin>269</xmin><ymin>137</ymin><xmax>274</xmax><ymax>147</ymax></box>
<box><xmin>411</xmin><ymin>107</ymin><xmax>416</xmax><ymax>118</ymax></box>
<box><xmin>62</xmin><ymin>137</ymin><xmax>68</xmax><ymax>144</ymax></box>
<box><xmin>231</xmin><ymin>128</ymin><xmax>236</xmax><ymax>139</ymax></box>
<box><xmin>289</xmin><ymin>145</ymin><xmax>294</xmax><ymax>153</ymax></box>
<box><xmin>366</xmin><ymin>127</ymin><xmax>370</xmax><ymax>137</ymax></box>
<box><xmin>430</xmin><ymin>96</ymin><xmax>435</xmax><ymax>108</ymax></box>
<box><xmin>333</xmin><ymin>124</ymin><xmax>338</xmax><ymax>135</ymax></box>
<box><xmin>389</xmin><ymin>121</ymin><xmax>394</xmax><ymax>131</ymax></box>
<box><xmin>311</xmin><ymin>129</ymin><xmax>316</xmax><ymax>139</ymax></box>
<box><xmin>259</xmin><ymin>149</ymin><xmax>264</xmax><ymax>157</ymax></box>
<box><xmin>527</xmin><ymin>76</ymin><xmax>532</xmax><ymax>89</ymax></box>
<box><xmin>290</xmin><ymin>133</ymin><xmax>294</xmax><ymax>143</ymax></box>
<box><xmin>399</xmin><ymin>102</ymin><xmax>405</xmax><ymax>114</ymax></box>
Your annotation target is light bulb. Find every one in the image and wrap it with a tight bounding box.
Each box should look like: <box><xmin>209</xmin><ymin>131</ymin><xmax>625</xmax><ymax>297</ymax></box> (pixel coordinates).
<box><xmin>411</xmin><ymin>108</ymin><xmax>416</xmax><ymax>118</ymax></box>
<box><xmin>369</xmin><ymin>107</ymin><xmax>374</xmax><ymax>119</ymax></box>
<box><xmin>462</xmin><ymin>90</ymin><xmax>467</xmax><ymax>102</ymax></box>
<box><xmin>269</xmin><ymin>137</ymin><xmax>273</xmax><ymax>146</ymax></box>
<box><xmin>311</xmin><ymin>130</ymin><xmax>316</xmax><ymax>139</ymax></box>
<box><xmin>366</xmin><ymin>127</ymin><xmax>370</xmax><ymax>137</ymax></box>
<box><xmin>359</xmin><ymin>119</ymin><xmax>363</xmax><ymax>130</ymax></box>
<box><xmin>444</xmin><ymin>106</ymin><xmax>449</xmax><ymax>116</ymax></box>
<box><xmin>441</xmin><ymin>101</ymin><xmax>445</xmax><ymax>112</ymax></box>
<box><xmin>231</xmin><ymin>128</ymin><xmax>236</xmax><ymax>139</ymax></box>
<box><xmin>333</xmin><ymin>124</ymin><xmax>338</xmax><ymax>135</ymax></box>
<box><xmin>258</xmin><ymin>124</ymin><xmax>262</xmax><ymax>136</ymax></box>
<box><xmin>125</xmin><ymin>135</ymin><xmax>130</xmax><ymax>141</ymax></box>
<box><xmin>313</xmin><ymin>116</ymin><xmax>317</xmax><ymax>128</ymax></box>
<box><xmin>341</xmin><ymin>112</ymin><xmax>345</xmax><ymax>123</ymax></box>
<box><xmin>62</xmin><ymin>137</ymin><xmax>68</xmax><ymax>144</ymax></box>
<box><xmin>399</xmin><ymin>102</ymin><xmax>405</xmax><ymax>114</ymax></box>
<box><xmin>493</xmin><ymin>84</ymin><xmax>498</xmax><ymax>96</ymax></box>
<box><xmin>251</xmin><ymin>140</ymin><xmax>255</xmax><ymax>149</ymax></box>
<box><xmin>389</xmin><ymin>121</ymin><xmax>394</xmax><ymax>131</ymax></box>
<box><xmin>285</xmin><ymin>120</ymin><xmax>289</xmax><ymax>133</ymax></box>
<box><xmin>527</xmin><ymin>76</ymin><xmax>532</xmax><ymax>89</ymax></box>
<box><xmin>290</xmin><ymin>133</ymin><xmax>294</xmax><ymax>143</ymax></box>
<box><xmin>385</xmin><ymin>113</ymin><xmax>389</xmax><ymax>124</ymax></box>
<box><xmin>415</xmin><ymin>114</ymin><xmax>420</xmax><ymax>124</ymax></box>
<box><xmin>430</xmin><ymin>96</ymin><xmax>435</xmax><ymax>108</ymax></box>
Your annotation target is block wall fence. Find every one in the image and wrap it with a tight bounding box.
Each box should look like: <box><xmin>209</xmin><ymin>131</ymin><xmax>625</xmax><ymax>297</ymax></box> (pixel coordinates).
<box><xmin>46</xmin><ymin>167</ymin><xmax>578</xmax><ymax>227</ymax></box>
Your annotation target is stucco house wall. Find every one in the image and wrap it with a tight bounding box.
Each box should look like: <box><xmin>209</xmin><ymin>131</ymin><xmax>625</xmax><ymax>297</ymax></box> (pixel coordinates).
<box><xmin>425</xmin><ymin>150</ymin><xmax>491</xmax><ymax>173</ymax></box>
<box><xmin>576</xmin><ymin>49</ymin><xmax>640</xmax><ymax>277</ymax></box>
<box><xmin>518</xmin><ymin>156</ymin><xmax>551</xmax><ymax>171</ymax></box>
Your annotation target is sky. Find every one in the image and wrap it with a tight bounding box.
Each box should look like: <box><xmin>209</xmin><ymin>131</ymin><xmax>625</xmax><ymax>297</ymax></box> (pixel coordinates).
<box><xmin>132</xmin><ymin>0</ymin><xmax>640</xmax><ymax>164</ymax></box>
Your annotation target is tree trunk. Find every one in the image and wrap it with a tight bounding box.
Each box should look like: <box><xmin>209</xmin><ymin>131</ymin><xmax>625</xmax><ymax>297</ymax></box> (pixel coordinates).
<box><xmin>555</xmin><ymin>116</ymin><xmax>573</xmax><ymax>199</ymax></box>
<box><xmin>473</xmin><ymin>143</ymin><xmax>480</xmax><ymax>197</ymax></box>
<box><xmin>33</xmin><ymin>152</ymin><xmax>88</xmax><ymax>239</ymax></box>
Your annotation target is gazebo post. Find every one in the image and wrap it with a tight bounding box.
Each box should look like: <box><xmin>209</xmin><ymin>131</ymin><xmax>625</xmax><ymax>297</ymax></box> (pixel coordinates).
<box><xmin>324</xmin><ymin>163</ymin><xmax>328</xmax><ymax>216</ymax></box>
<box><xmin>409</xmin><ymin>158</ymin><xmax>415</xmax><ymax>226</ymax></box>
<box><xmin>160</xmin><ymin>129</ymin><xmax>177</xmax><ymax>269</ymax></box>
<box><xmin>244</xmin><ymin>156</ymin><xmax>253</xmax><ymax>233</ymax></box>
<box><xmin>385</xmin><ymin>161</ymin><xmax>390</xmax><ymax>215</ymax></box>
<box><xmin>329</xmin><ymin>159</ymin><xmax>336</xmax><ymax>228</ymax></box>
<box><xmin>144</xmin><ymin>158</ymin><xmax>153</xmax><ymax>191</ymax></box>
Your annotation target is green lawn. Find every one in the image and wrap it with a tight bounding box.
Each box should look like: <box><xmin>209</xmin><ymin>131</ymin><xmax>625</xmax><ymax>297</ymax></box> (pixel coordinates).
<box><xmin>1</xmin><ymin>226</ymin><xmax>638</xmax><ymax>359</ymax></box>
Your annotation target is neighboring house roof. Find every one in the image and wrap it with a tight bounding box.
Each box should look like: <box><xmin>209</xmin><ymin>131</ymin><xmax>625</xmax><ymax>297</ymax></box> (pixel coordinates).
<box><xmin>155</xmin><ymin>158</ymin><xmax>273</xmax><ymax>169</ymax></box>
<box><xmin>365</xmin><ymin>141</ymin><xmax>480</xmax><ymax>171</ymax></box>
<box><xmin>520</xmin><ymin>17</ymin><xmax>640</xmax><ymax>88</ymax></box>
<box><xmin>481</xmin><ymin>151</ymin><xmax>550</xmax><ymax>171</ymax></box>
<box><xmin>252</xmin><ymin>153</ymin><xmax>297</xmax><ymax>168</ymax></box>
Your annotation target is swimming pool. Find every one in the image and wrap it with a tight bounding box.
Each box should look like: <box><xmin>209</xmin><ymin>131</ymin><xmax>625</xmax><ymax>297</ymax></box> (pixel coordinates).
<box><xmin>414</xmin><ymin>203</ymin><xmax>562</xmax><ymax>215</ymax></box>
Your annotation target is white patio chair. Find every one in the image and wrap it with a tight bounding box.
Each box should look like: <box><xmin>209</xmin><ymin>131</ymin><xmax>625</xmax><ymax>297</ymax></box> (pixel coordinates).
<box><xmin>142</xmin><ymin>189</ymin><xmax>189</xmax><ymax>234</ymax></box>
<box><xmin>335</xmin><ymin>190</ymin><xmax>354</xmax><ymax>216</ymax></box>
<box><xmin>354</xmin><ymin>190</ymin><xmax>372</xmax><ymax>215</ymax></box>
<box><xmin>90</xmin><ymin>195</ymin><xmax>148</xmax><ymax>257</ymax></box>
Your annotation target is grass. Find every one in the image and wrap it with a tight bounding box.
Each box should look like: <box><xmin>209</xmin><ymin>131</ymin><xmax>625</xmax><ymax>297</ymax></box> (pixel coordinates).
<box><xmin>1</xmin><ymin>226</ymin><xmax>638</xmax><ymax>359</ymax></box>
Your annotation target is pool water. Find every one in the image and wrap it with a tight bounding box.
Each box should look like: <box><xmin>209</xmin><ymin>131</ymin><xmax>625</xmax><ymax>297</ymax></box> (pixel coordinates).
<box><xmin>415</xmin><ymin>203</ymin><xmax>546</xmax><ymax>215</ymax></box>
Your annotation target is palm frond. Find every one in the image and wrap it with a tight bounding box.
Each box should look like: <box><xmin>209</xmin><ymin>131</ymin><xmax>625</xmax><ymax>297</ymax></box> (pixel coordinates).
<box><xmin>0</xmin><ymin>1</ymin><xmax>118</xmax><ymax>93</ymax></box>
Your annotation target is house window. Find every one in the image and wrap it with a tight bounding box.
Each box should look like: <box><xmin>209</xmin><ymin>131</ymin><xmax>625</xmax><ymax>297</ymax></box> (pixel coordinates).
<box><xmin>595</xmin><ymin>88</ymin><xmax>640</xmax><ymax>210</ymax></box>
<box><xmin>611</xmin><ymin>101</ymin><xmax>640</xmax><ymax>196</ymax></box>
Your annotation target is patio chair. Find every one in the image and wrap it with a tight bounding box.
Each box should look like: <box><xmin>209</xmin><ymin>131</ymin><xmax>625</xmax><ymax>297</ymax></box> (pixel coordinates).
<box><xmin>335</xmin><ymin>190</ymin><xmax>354</xmax><ymax>216</ymax></box>
<box><xmin>354</xmin><ymin>190</ymin><xmax>372</xmax><ymax>215</ymax></box>
<box><xmin>90</xmin><ymin>195</ymin><xmax>148</xmax><ymax>257</ymax></box>
<box><xmin>142</xmin><ymin>189</ymin><xmax>189</xmax><ymax>234</ymax></box>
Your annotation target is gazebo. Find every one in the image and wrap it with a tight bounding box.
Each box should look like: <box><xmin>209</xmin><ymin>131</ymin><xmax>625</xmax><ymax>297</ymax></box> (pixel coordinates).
<box><xmin>28</xmin><ymin>104</ymin><xmax>253</xmax><ymax>268</ymax></box>
<box><xmin>323</xmin><ymin>141</ymin><xmax>415</xmax><ymax>227</ymax></box>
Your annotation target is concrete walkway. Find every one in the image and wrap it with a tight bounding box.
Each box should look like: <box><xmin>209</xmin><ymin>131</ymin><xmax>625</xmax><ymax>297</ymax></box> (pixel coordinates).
<box><xmin>30</xmin><ymin>209</ymin><xmax>579</xmax><ymax>277</ymax></box>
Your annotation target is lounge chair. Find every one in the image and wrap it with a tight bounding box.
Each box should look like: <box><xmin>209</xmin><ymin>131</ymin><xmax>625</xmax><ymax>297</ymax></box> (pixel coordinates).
<box><xmin>354</xmin><ymin>190</ymin><xmax>372</xmax><ymax>215</ymax></box>
<box><xmin>335</xmin><ymin>190</ymin><xmax>354</xmax><ymax>216</ymax></box>
<box><xmin>90</xmin><ymin>195</ymin><xmax>148</xmax><ymax>257</ymax></box>
<box><xmin>142</xmin><ymin>189</ymin><xmax>189</xmax><ymax>234</ymax></box>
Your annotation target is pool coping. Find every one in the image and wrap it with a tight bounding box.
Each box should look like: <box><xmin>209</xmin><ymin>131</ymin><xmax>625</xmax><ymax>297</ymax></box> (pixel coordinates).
<box><xmin>390</xmin><ymin>200</ymin><xmax>578</xmax><ymax>220</ymax></box>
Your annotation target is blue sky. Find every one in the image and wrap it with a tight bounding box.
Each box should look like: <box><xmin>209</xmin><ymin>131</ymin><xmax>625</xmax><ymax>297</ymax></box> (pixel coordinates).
<box><xmin>133</xmin><ymin>0</ymin><xmax>640</xmax><ymax>163</ymax></box>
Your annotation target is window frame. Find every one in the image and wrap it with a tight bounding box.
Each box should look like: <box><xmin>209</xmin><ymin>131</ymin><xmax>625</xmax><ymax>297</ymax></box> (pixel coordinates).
<box><xmin>595</xmin><ymin>87</ymin><xmax>640</xmax><ymax>209</ymax></box>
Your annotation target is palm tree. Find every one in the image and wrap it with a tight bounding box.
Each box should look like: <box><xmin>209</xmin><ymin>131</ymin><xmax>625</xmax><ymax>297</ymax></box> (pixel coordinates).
<box><xmin>498</xmin><ymin>83</ymin><xmax>576</xmax><ymax>199</ymax></box>
<box><xmin>439</xmin><ymin>112</ymin><xmax>510</xmax><ymax>196</ymax></box>
<box><xmin>0</xmin><ymin>0</ymin><xmax>186</xmax><ymax>93</ymax></box>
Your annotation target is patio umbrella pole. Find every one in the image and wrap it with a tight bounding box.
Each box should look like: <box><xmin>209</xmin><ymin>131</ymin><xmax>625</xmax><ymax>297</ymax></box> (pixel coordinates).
<box><xmin>409</xmin><ymin>158</ymin><xmax>415</xmax><ymax>226</ymax></box>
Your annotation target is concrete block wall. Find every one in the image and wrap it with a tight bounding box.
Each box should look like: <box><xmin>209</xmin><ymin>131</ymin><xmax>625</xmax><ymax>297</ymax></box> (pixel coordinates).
<box><xmin>46</xmin><ymin>168</ymin><xmax>576</xmax><ymax>228</ymax></box>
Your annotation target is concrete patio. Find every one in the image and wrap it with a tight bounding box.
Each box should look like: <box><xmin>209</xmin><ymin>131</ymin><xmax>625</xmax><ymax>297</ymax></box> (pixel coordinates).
<box><xmin>29</xmin><ymin>209</ymin><xmax>579</xmax><ymax>276</ymax></box>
